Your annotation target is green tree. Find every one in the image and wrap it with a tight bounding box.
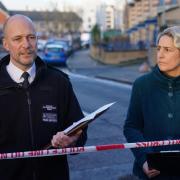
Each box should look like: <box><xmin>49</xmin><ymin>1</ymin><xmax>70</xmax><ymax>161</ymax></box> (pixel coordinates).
<box><xmin>91</xmin><ymin>24</ymin><xmax>101</xmax><ymax>45</ymax></box>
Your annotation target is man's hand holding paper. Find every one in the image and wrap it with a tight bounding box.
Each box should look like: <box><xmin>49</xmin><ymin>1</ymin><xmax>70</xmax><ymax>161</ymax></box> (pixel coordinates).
<box><xmin>45</xmin><ymin>102</ymin><xmax>115</xmax><ymax>149</ymax></box>
<box><xmin>63</xmin><ymin>102</ymin><xmax>115</xmax><ymax>135</ymax></box>
<box><xmin>51</xmin><ymin>130</ymin><xmax>82</xmax><ymax>148</ymax></box>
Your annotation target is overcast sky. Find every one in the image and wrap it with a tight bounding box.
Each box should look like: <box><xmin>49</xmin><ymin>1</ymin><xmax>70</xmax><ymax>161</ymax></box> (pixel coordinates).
<box><xmin>1</xmin><ymin>0</ymin><xmax>125</xmax><ymax>11</ymax></box>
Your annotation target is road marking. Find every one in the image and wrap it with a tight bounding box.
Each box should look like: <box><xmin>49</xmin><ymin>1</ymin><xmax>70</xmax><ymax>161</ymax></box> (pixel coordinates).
<box><xmin>68</xmin><ymin>72</ymin><xmax>132</xmax><ymax>89</ymax></box>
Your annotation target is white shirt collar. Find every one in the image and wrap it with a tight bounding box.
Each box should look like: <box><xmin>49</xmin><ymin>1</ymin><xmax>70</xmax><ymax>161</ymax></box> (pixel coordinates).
<box><xmin>6</xmin><ymin>61</ymin><xmax>36</xmax><ymax>83</ymax></box>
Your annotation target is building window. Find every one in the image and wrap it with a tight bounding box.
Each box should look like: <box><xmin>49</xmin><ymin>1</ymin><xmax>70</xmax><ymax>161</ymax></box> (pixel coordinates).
<box><xmin>172</xmin><ymin>0</ymin><xmax>177</xmax><ymax>4</ymax></box>
<box><xmin>165</xmin><ymin>0</ymin><xmax>172</xmax><ymax>4</ymax></box>
<box><xmin>88</xmin><ymin>17</ymin><xmax>91</xmax><ymax>23</ymax></box>
<box><xmin>159</xmin><ymin>0</ymin><xmax>173</xmax><ymax>5</ymax></box>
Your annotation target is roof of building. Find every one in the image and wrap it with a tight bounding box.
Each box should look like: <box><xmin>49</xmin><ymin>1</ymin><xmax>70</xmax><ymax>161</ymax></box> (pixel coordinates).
<box><xmin>9</xmin><ymin>10</ymin><xmax>82</xmax><ymax>23</ymax></box>
<box><xmin>0</xmin><ymin>1</ymin><xmax>8</xmax><ymax>13</ymax></box>
<box><xmin>157</xmin><ymin>4</ymin><xmax>179</xmax><ymax>14</ymax></box>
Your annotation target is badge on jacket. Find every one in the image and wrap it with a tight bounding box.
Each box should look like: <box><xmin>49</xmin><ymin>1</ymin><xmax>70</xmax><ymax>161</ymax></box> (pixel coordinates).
<box><xmin>42</xmin><ymin>105</ymin><xmax>57</xmax><ymax>123</ymax></box>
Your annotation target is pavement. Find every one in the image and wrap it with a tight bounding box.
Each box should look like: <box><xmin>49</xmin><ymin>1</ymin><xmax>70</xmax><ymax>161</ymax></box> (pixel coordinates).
<box><xmin>94</xmin><ymin>63</ymin><xmax>149</xmax><ymax>85</ymax></box>
<box><xmin>67</xmin><ymin>50</ymin><xmax>150</xmax><ymax>85</ymax></box>
<box><xmin>0</xmin><ymin>47</ymin><xmax>150</xmax><ymax>85</ymax></box>
<box><xmin>0</xmin><ymin>49</ymin><xmax>150</xmax><ymax>85</ymax></box>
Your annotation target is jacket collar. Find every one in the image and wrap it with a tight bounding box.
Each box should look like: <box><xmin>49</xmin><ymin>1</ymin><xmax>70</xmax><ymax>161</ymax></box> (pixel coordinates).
<box><xmin>6</xmin><ymin>61</ymin><xmax>36</xmax><ymax>84</ymax></box>
<box><xmin>0</xmin><ymin>55</ymin><xmax>47</xmax><ymax>89</ymax></box>
<box><xmin>152</xmin><ymin>65</ymin><xmax>180</xmax><ymax>90</ymax></box>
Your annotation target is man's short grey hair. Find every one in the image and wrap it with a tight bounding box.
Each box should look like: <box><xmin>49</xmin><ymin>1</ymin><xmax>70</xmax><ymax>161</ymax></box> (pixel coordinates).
<box><xmin>157</xmin><ymin>26</ymin><xmax>180</xmax><ymax>48</ymax></box>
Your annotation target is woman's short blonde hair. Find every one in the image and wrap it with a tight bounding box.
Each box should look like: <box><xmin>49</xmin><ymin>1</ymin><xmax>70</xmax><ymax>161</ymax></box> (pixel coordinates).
<box><xmin>157</xmin><ymin>26</ymin><xmax>180</xmax><ymax>48</ymax></box>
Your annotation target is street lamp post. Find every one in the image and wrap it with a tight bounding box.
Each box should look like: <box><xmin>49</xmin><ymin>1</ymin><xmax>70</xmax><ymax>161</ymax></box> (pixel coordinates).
<box><xmin>147</xmin><ymin>0</ymin><xmax>152</xmax><ymax>47</ymax></box>
<box><xmin>146</xmin><ymin>0</ymin><xmax>153</xmax><ymax>68</ymax></box>
<box><xmin>161</xmin><ymin>0</ymin><xmax>166</xmax><ymax>26</ymax></box>
<box><xmin>99</xmin><ymin>25</ymin><xmax>104</xmax><ymax>60</ymax></box>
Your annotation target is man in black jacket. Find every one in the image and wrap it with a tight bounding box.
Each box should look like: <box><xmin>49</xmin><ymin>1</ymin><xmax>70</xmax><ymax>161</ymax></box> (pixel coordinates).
<box><xmin>0</xmin><ymin>14</ymin><xmax>87</xmax><ymax>180</ymax></box>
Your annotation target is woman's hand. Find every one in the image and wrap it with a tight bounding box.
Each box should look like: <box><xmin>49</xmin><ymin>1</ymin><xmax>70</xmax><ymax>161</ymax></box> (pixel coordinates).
<box><xmin>143</xmin><ymin>161</ymin><xmax>160</xmax><ymax>179</ymax></box>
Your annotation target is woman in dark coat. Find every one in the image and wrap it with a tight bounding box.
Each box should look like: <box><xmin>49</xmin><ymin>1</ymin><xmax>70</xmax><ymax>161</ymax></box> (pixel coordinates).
<box><xmin>124</xmin><ymin>26</ymin><xmax>180</xmax><ymax>179</ymax></box>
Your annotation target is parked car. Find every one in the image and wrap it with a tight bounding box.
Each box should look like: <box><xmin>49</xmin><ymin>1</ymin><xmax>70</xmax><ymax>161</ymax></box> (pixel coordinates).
<box><xmin>42</xmin><ymin>43</ymin><xmax>67</xmax><ymax>66</ymax></box>
<box><xmin>37</xmin><ymin>39</ymin><xmax>47</xmax><ymax>52</ymax></box>
<box><xmin>46</xmin><ymin>39</ymin><xmax>73</xmax><ymax>56</ymax></box>
<box><xmin>37</xmin><ymin>42</ymin><xmax>44</xmax><ymax>52</ymax></box>
<box><xmin>56</xmin><ymin>40</ymin><xmax>73</xmax><ymax>56</ymax></box>
<box><xmin>81</xmin><ymin>39</ymin><xmax>90</xmax><ymax>49</ymax></box>
<box><xmin>81</xmin><ymin>32</ymin><xmax>90</xmax><ymax>49</ymax></box>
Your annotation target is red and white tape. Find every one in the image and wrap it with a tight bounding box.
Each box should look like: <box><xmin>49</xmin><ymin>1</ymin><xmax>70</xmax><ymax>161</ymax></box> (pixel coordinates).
<box><xmin>0</xmin><ymin>139</ymin><xmax>180</xmax><ymax>160</ymax></box>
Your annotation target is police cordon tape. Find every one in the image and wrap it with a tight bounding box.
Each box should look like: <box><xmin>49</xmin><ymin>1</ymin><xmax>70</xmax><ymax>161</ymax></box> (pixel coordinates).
<box><xmin>0</xmin><ymin>139</ymin><xmax>180</xmax><ymax>160</ymax></box>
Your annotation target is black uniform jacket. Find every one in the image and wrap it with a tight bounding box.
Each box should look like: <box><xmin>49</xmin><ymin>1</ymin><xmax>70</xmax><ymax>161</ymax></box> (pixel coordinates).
<box><xmin>0</xmin><ymin>55</ymin><xmax>87</xmax><ymax>180</ymax></box>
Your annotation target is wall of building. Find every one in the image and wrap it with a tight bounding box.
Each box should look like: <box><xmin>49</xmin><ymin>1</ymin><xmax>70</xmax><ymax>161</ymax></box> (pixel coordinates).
<box><xmin>163</xmin><ymin>7</ymin><xmax>180</xmax><ymax>25</ymax></box>
<box><xmin>90</xmin><ymin>45</ymin><xmax>147</xmax><ymax>65</ymax></box>
<box><xmin>0</xmin><ymin>10</ymin><xmax>9</xmax><ymax>29</ymax></box>
<box><xmin>96</xmin><ymin>4</ymin><xmax>122</xmax><ymax>32</ymax></box>
<box><xmin>125</xmin><ymin>0</ymin><xmax>173</xmax><ymax>49</ymax></box>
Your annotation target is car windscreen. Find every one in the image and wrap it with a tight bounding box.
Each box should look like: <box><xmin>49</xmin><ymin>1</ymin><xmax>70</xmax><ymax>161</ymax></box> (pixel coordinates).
<box><xmin>46</xmin><ymin>47</ymin><xmax>63</xmax><ymax>52</ymax></box>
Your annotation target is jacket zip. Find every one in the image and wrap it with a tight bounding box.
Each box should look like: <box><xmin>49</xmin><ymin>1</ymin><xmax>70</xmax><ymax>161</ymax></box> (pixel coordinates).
<box><xmin>26</xmin><ymin>90</ymin><xmax>37</xmax><ymax>180</ymax></box>
<box><xmin>0</xmin><ymin>85</ymin><xmax>37</xmax><ymax>179</ymax></box>
<box><xmin>26</xmin><ymin>91</ymin><xmax>34</xmax><ymax>146</ymax></box>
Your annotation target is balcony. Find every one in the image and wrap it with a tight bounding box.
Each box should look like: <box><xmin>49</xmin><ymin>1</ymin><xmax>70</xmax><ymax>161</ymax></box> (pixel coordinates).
<box><xmin>157</xmin><ymin>2</ymin><xmax>178</xmax><ymax>13</ymax></box>
<box><xmin>159</xmin><ymin>0</ymin><xmax>177</xmax><ymax>6</ymax></box>
<box><xmin>128</xmin><ymin>1</ymin><xmax>135</xmax><ymax>6</ymax></box>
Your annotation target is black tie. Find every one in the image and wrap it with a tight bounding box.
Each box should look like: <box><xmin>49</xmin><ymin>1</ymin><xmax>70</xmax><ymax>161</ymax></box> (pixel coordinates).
<box><xmin>21</xmin><ymin>72</ymin><xmax>30</xmax><ymax>89</ymax></box>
